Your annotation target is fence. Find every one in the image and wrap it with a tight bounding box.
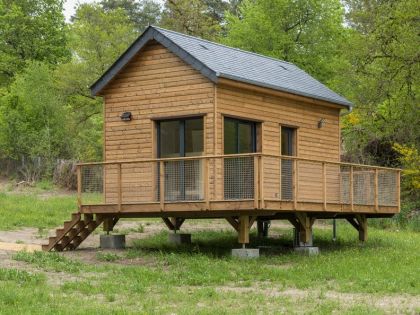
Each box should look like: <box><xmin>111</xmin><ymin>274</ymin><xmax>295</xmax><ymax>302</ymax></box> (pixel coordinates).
<box><xmin>77</xmin><ymin>154</ymin><xmax>400</xmax><ymax>211</ymax></box>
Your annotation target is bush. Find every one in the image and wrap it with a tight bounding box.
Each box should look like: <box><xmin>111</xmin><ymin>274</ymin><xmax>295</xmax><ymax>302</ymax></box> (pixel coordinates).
<box><xmin>53</xmin><ymin>160</ymin><xmax>77</xmax><ymax>190</ymax></box>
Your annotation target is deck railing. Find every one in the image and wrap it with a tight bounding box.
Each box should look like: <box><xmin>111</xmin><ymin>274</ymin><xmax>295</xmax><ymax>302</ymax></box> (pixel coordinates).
<box><xmin>77</xmin><ymin>154</ymin><xmax>400</xmax><ymax>212</ymax></box>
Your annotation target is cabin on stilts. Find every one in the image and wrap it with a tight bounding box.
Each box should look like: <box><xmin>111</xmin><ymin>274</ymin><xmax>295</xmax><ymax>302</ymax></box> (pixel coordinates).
<box><xmin>43</xmin><ymin>26</ymin><xmax>400</xmax><ymax>253</ymax></box>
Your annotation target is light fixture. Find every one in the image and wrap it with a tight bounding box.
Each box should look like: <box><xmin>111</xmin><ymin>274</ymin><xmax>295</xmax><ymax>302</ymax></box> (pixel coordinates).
<box><xmin>120</xmin><ymin>112</ymin><xmax>132</xmax><ymax>121</ymax></box>
<box><xmin>318</xmin><ymin>118</ymin><xmax>326</xmax><ymax>128</ymax></box>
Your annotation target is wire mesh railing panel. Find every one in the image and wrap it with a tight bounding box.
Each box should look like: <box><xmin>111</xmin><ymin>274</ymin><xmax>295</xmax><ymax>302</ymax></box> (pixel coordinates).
<box><xmin>224</xmin><ymin>156</ymin><xmax>254</xmax><ymax>200</ymax></box>
<box><xmin>160</xmin><ymin>159</ymin><xmax>203</xmax><ymax>202</ymax></box>
<box><xmin>281</xmin><ymin>157</ymin><xmax>293</xmax><ymax>201</ymax></box>
<box><xmin>81</xmin><ymin>165</ymin><xmax>104</xmax><ymax>205</ymax></box>
<box><xmin>378</xmin><ymin>170</ymin><xmax>398</xmax><ymax>206</ymax></box>
<box><xmin>340</xmin><ymin>165</ymin><xmax>351</xmax><ymax>204</ymax></box>
<box><xmin>353</xmin><ymin>167</ymin><xmax>375</xmax><ymax>205</ymax></box>
<box><xmin>297</xmin><ymin>160</ymin><xmax>323</xmax><ymax>202</ymax></box>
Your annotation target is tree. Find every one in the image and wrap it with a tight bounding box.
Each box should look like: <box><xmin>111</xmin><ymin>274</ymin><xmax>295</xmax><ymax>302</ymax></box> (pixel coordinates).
<box><xmin>0</xmin><ymin>62</ymin><xmax>71</xmax><ymax>165</ymax></box>
<box><xmin>160</xmin><ymin>0</ymin><xmax>222</xmax><ymax>39</ymax></box>
<box><xmin>100</xmin><ymin>0</ymin><xmax>161</xmax><ymax>32</ymax></box>
<box><xmin>339</xmin><ymin>0</ymin><xmax>420</xmax><ymax>165</ymax></box>
<box><xmin>56</xmin><ymin>4</ymin><xmax>138</xmax><ymax>161</ymax></box>
<box><xmin>0</xmin><ymin>0</ymin><xmax>69</xmax><ymax>85</ymax></box>
<box><xmin>222</xmin><ymin>0</ymin><xmax>347</xmax><ymax>84</ymax></box>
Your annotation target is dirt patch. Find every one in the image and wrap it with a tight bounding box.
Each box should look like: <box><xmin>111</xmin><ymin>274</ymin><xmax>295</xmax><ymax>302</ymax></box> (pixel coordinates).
<box><xmin>0</xmin><ymin>228</ymin><xmax>46</xmax><ymax>245</ymax></box>
<box><xmin>217</xmin><ymin>285</ymin><xmax>420</xmax><ymax>314</ymax></box>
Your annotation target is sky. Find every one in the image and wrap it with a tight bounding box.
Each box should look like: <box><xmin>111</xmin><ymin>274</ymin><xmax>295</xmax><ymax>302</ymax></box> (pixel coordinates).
<box><xmin>63</xmin><ymin>0</ymin><xmax>95</xmax><ymax>21</ymax></box>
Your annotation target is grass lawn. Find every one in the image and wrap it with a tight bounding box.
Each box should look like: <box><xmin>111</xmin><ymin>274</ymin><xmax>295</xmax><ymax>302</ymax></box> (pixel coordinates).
<box><xmin>0</xmin><ymin>190</ymin><xmax>419</xmax><ymax>314</ymax></box>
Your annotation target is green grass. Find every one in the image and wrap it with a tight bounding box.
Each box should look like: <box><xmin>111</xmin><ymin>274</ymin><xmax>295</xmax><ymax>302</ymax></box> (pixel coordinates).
<box><xmin>1</xmin><ymin>225</ymin><xmax>419</xmax><ymax>314</ymax></box>
<box><xmin>0</xmin><ymin>189</ymin><xmax>418</xmax><ymax>313</ymax></box>
<box><xmin>0</xmin><ymin>192</ymin><xmax>76</xmax><ymax>230</ymax></box>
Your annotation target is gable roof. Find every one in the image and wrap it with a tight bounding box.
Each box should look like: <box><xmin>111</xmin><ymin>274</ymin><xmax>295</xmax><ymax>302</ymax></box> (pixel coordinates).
<box><xmin>91</xmin><ymin>26</ymin><xmax>352</xmax><ymax>109</ymax></box>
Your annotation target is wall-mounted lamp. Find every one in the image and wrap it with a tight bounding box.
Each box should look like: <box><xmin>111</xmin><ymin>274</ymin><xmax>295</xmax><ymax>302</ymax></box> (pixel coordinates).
<box><xmin>318</xmin><ymin>118</ymin><xmax>326</xmax><ymax>128</ymax></box>
<box><xmin>120</xmin><ymin>112</ymin><xmax>132</xmax><ymax>121</ymax></box>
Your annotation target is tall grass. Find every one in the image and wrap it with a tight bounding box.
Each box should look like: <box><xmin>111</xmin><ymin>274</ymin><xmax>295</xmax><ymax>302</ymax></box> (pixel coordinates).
<box><xmin>0</xmin><ymin>192</ymin><xmax>76</xmax><ymax>230</ymax></box>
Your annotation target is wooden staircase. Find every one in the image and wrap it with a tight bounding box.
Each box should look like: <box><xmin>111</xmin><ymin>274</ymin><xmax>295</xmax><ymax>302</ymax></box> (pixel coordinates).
<box><xmin>42</xmin><ymin>212</ymin><xmax>104</xmax><ymax>252</ymax></box>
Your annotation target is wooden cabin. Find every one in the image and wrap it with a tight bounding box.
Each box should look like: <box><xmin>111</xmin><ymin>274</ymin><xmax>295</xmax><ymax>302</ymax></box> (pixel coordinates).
<box><xmin>43</xmin><ymin>26</ymin><xmax>400</xmax><ymax>252</ymax></box>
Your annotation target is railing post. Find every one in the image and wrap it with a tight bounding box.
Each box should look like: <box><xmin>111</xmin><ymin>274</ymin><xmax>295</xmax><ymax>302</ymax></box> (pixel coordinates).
<box><xmin>160</xmin><ymin>161</ymin><xmax>165</xmax><ymax>211</ymax></box>
<box><xmin>322</xmin><ymin>162</ymin><xmax>327</xmax><ymax>211</ymax></box>
<box><xmin>118</xmin><ymin>163</ymin><xmax>122</xmax><ymax>212</ymax></box>
<box><xmin>374</xmin><ymin>168</ymin><xmax>379</xmax><ymax>212</ymax></box>
<box><xmin>204</xmin><ymin>158</ymin><xmax>210</xmax><ymax>210</ymax></box>
<box><xmin>77</xmin><ymin>165</ymin><xmax>82</xmax><ymax>211</ymax></box>
<box><xmin>350</xmin><ymin>166</ymin><xmax>354</xmax><ymax>211</ymax></box>
<box><xmin>254</xmin><ymin>155</ymin><xmax>259</xmax><ymax>209</ymax></box>
<box><xmin>259</xmin><ymin>155</ymin><xmax>264</xmax><ymax>209</ymax></box>
<box><xmin>293</xmin><ymin>159</ymin><xmax>298</xmax><ymax>210</ymax></box>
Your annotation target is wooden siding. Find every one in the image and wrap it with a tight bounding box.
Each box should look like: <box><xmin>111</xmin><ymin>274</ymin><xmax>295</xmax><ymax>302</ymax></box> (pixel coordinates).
<box><xmin>101</xmin><ymin>41</ymin><xmax>215</xmax><ymax>203</ymax></box>
<box><xmin>215</xmin><ymin>83</ymin><xmax>342</xmax><ymax>201</ymax></box>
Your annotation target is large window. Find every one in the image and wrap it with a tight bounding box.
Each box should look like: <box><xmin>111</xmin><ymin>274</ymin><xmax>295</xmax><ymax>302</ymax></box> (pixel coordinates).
<box><xmin>158</xmin><ymin>117</ymin><xmax>204</xmax><ymax>158</ymax></box>
<box><xmin>157</xmin><ymin>117</ymin><xmax>204</xmax><ymax>201</ymax></box>
<box><xmin>280</xmin><ymin>126</ymin><xmax>296</xmax><ymax>200</ymax></box>
<box><xmin>224</xmin><ymin>117</ymin><xmax>256</xmax><ymax>154</ymax></box>
<box><xmin>223</xmin><ymin>117</ymin><xmax>257</xmax><ymax>200</ymax></box>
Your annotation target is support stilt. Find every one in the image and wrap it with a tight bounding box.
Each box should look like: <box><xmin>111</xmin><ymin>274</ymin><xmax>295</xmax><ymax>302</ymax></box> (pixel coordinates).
<box><xmin>346</xmin><ymin>215</ymin><xmax>367</xmax><ymax>242</ymax></box>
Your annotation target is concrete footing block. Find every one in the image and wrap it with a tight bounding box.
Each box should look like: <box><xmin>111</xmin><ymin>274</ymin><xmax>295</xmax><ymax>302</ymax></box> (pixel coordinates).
<box><xmin>100</xmin><ymin>234</ymin><xmax>126</xmax><ymax>249</ymax></box>
<box><xmin>294</xmin><ymin>246</ymin><xmax>319</xmax><ymax>255</ymax></box>
<box><xmin>231</xmin><ymin>248</ymin><xmax>260</xmax><ymax>259</ymax></box>
<box><xmin>168</xmin><ymin>233</ymin><xmax>191</xmax><ymax>245</ymax></box>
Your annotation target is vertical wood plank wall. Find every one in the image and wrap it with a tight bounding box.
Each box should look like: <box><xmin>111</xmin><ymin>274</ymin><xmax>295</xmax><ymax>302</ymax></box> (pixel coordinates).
<box><xmin>215</xmin><ymin>84</ymin><xmax>342</xmax><ymax>202</ymax></box>
<box><xmin>101</xmin><ymin>41</ymin><xmax>215</xmax><ymax>203</ymax></box>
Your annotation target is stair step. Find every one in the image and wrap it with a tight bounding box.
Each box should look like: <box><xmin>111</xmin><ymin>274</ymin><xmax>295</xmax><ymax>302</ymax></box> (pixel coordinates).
<box><xmin>42</xmin><ymin>211</ymin><xmax>104</xmax><ymax>252</ymax></box>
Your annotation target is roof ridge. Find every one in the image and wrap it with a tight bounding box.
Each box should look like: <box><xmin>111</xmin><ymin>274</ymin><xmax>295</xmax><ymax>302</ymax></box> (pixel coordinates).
<box><xmin>151</xmin><ymin>25</ymin><xmax>295</xmax><ymax>67</ymax></box>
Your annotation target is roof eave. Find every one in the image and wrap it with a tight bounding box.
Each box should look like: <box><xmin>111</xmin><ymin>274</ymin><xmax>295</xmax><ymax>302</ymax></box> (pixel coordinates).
<box><xmin>217</xmin><ymin>73</ymin><xmax>353</xmax><ymax>110</ymax></box>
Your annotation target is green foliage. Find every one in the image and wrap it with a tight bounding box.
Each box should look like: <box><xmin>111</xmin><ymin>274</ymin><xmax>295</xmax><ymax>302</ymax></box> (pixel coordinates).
<box><xmin>161</xmin><ymin>0</ymin><xmax>223</xmax><ymax>39</ymax></box>
<box><xmin>223</xmin><ymin>0</ymin><xmax>347</xmax><ymax>84</ymax></box>
<box><xmin>340</xmin><ymin>0</ymin><xmax>419</xmax><ymax>162</ymax></box>
<box><xmin>0</xmin><ymin>0</ymin><xmax>69</xmax><ymax>86</ymax></box>
<box><xmin>101</xmin><ymin>0</ymin><xmax>162</xmax><ymax>32</ymax></box>
<box><xmin>0</xmin><ymin>61</ymin><xmax>71</xmax><ymax>166</ymax></box>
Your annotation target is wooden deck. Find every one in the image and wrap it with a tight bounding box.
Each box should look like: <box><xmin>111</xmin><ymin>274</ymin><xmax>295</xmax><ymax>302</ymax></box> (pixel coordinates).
<box><xmin>77</xmin><ymin>153</ymin><xmax>400</xmax><ymax>218</ymax></box>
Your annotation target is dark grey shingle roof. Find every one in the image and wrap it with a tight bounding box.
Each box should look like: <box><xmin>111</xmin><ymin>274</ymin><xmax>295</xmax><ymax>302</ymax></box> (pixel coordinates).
<box><xmin>91</xmin><ymin>26</ymin><xmax>352</xmax><ymax>108</ymax></box>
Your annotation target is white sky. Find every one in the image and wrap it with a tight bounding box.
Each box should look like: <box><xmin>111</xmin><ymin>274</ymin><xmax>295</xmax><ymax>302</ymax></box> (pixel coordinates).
<box><xmin>63</xmin><ymin>0</ymin><xmax>95</xmax><ymax>22</ymax></box>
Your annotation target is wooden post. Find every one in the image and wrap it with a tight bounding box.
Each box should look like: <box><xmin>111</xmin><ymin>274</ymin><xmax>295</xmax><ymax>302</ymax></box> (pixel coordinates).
<box><xmin>117</xmin><ymin>163</ymin><xmax>122</xmax><ymax>212</ymax></box>
<box><xmin>397</xmin><ymin>170</ymin><xmax>401</xmax><ymax>212</ymax></box>
<box><xmin>350</xmin><ymin>166</ymin><xmax>354</xmax><ymax>211</ymax></box>
<box><xmin>77</xmin><ymin>165</ymin><xmax>82</xmax><ymax>211</ymax></box>
<box><xmin>160</xmin><ymin>161</ymin><xmax>165</xmax><ymax>211</ymax></box>
<box><xmin>254</xmin><ymin>155</ymin><xmax>259</xmax><ymax>209</ymax></box>
<box><xmin>355</xmin><ymin>214</ymin><xmax>367</xmax><ymax>242</ymax></box>
<box><xmin>204</xmin><ymin>158</ymin><xmax>210</xmax><ymax>210</ymax></box>
<box><xmin>322</xmin><ymin>162</ymin><xmax>327</xmax><ymax>211</ymax></box>
<box><xmin>293</xmin><ymin>159</ymin><xmax>298</xmax><ymax>210</ymax></box>
<box><xmin>374</xmin><ymin>168</ymin><xmax>379</xmax><ymax>212</ymax></box>
<box><xmin>238</xmin><ymin>215</ymin><xmax>249</xmax><ymax>244</ymax></box>
<box><xmin>259</xmin><ymin>155</ymin><xmax>264</xmax><ymax>208</ymax></box>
